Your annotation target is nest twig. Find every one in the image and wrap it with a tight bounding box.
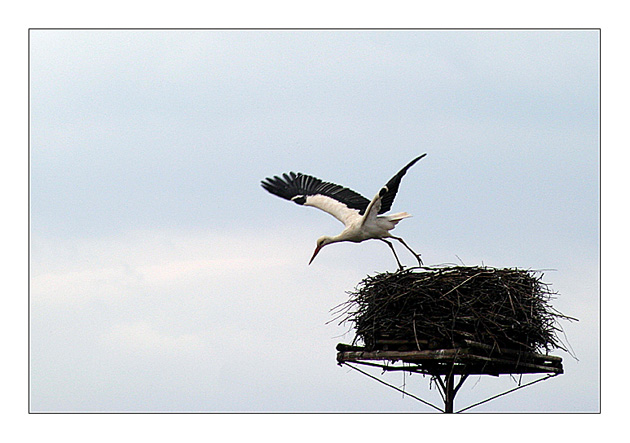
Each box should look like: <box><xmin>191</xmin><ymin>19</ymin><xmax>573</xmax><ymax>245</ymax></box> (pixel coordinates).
<box><xmin>334</xmin><ymin>266</ymin><xmax>576</xmax><ymax>354</ymax></box>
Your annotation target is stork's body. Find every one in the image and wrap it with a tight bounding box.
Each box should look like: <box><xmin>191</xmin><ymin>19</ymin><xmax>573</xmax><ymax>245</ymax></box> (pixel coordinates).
<box><xmin>261</xmin><ymin>154</ymin><xmax>426</xmax><ymax>268</ymax></box>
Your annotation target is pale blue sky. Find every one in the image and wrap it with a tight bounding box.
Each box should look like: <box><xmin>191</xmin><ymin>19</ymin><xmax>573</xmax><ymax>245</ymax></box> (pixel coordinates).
<box><xmin>30</xmin><ymin>29</ymin><xmax>599</xmax><ymax>412</ymax></box>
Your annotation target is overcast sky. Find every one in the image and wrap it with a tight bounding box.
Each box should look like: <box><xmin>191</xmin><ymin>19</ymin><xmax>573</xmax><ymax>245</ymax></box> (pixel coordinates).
<box><xmin>29</xmin><ymin>29</ymin><xmax>599</xmax><ymax>412</ymax></box>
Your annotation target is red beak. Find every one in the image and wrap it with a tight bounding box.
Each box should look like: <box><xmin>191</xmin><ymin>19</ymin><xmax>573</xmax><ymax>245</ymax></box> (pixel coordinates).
<box><xmin>309</xmin><ymin>244</ymin><xmax>323</xmax><ymax>265</ymax></box>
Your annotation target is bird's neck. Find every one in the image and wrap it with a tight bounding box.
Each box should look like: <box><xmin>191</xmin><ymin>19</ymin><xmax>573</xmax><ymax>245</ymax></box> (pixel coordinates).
<box><xmin>330</xmin><ymin>230</ymin><xmax>358</xmax><ymax>243</ymax></box>
<box><xmin>324</xmin><ymin>234</ymin><xmax>346</xmax><ymax>245</ymax></box>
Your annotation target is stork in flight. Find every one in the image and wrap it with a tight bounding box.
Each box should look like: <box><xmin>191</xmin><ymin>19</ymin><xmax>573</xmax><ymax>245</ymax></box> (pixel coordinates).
<box><xmin>261</xmin><ymin>154</ymin><xmax>426</xmax><ymax>269</ymax></box>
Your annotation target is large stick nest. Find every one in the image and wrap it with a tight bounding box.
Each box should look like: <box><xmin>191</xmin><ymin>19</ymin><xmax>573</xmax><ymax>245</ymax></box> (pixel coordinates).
<box><xmin>335</xmin><ymin>267</ymin><xmax>575</xmax><ymax>354</ymax></box>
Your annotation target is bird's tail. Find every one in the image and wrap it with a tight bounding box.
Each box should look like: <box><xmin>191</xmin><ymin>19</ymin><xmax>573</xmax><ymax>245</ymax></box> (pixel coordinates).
<box><xmin>386</xmin><ymin>212</ymin><xmax>412</xmax><ymax>224</ymax></box>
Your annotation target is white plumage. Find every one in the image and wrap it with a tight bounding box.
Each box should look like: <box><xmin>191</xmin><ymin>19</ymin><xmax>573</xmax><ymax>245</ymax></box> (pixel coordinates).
<box><xmin>261</xmin><ymin>154</ymin><xmax>426</xmax><ymax>268</ymax></box>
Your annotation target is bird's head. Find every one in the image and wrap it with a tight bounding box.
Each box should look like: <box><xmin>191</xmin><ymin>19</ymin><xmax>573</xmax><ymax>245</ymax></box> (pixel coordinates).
<box><xmin>309</xmin><ymin>235</ymin><xmax>335</xmax><ymax>265</ymax></box>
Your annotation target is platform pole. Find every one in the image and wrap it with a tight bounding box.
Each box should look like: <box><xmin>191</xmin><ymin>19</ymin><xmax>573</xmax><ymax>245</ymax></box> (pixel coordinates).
<box><xmin>444</xmin><ymin>372</ymin><xmax>455</xmax><ymax>413</ymax></box>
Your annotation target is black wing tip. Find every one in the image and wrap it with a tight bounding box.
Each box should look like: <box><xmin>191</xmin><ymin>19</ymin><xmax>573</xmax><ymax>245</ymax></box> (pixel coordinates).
<box><xmin>261</xmin><ymin>172</ymin><xmax>319</xmax><ymax>203</ymax></box>
<box><xmin>261</xmin><ymin>173</ymin><xmax>298</xmax><ymax>200</ymax></box>
<box><xmin>261</xmin><ymin>172</ymin><xmax>299</xmax><ymax>184</ymax></box>
<box><xmin>394</xmin><ymin>153</ymin><xmax>427</xmax><ymax>179</ymax></box>
<box><xmin>406</xmin><ymin>153</ymin><xmax>427</xmax><ymax>169</ymax></box>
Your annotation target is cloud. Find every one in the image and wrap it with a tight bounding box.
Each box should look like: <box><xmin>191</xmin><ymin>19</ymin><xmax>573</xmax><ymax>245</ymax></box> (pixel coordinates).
<box><xmin>101</xmin><ymin>321</ymin><xmax>204</xmax><ymax>356</ymax></box>
<box><xmin>30</xmin><ymin>226</ymin><xmax>365</xmax><ymax>411</ymax></box>
<box><xmin>30</xmin><ymin>223</ymin><xmax>598</xmax><ymax>412</ymax></box>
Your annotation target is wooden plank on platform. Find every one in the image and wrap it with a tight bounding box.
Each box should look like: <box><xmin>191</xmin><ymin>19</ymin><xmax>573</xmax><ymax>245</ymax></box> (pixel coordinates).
<box><xmin>462</xmin><ymin>340</ymin><xmax>563</xmax><ymax>362</ymax></box>
<box><xmin>336</xmin><ymin>344</ymin><xmax>563</xmax><ymax>376</ymax></box>
<box><xmin>337</xmin><ymin>348</ymin><xmax>463</xmax><ymax>363</ymax></box>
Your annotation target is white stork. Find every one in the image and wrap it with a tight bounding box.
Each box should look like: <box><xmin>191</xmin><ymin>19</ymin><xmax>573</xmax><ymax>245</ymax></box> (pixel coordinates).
<box><xmin>261</xmin><ymin>154</ymin><xmax>427</xmax><ymax>269</ymax></box>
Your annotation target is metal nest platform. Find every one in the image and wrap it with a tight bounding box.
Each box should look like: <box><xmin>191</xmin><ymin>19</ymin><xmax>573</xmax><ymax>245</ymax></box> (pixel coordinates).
<box><xmin>336</xmin><ymin>340</ymin><xmax>563</xmax><ymax>413</ymax></box>
<box><xmin>337</xmin><ymin>340</ymin><xmax>563</xmax><ymax>376</ymax></box>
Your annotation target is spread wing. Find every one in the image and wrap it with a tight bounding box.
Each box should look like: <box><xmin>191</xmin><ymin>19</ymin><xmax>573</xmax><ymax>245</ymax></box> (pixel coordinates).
<box><xmin>261</xmin><ymin>172</ymin><xmax>370</xmax><ymax>226</ymax></box>
<box><xmin>377</xmin><ymin>153</ymin><xmax>427</xmax><ymax>214</ymax></box>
